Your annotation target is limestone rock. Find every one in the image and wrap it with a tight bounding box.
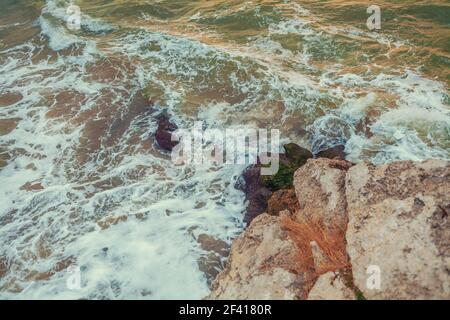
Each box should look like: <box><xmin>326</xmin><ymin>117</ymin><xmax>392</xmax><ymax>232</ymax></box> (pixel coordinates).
<box><xmin>310</xmin><ymin>241</ymin><xmax>331</xmax><ymax>271</ymax></box>
<box><xmin>346</xmin><ymin>160</ymin><xmax>450</xmax><ymax>299</ymax></box>
<box><xmin>261</xmin><ymin>144</ymin><xmax>313</xmax><ymax>191</ymax></box>
<box><xmin>213</xmin><ymin>158</ymin><xmax>449</xmax><ymax>300</ymax></box>
<box><xmin>308</xmin><ymin>272</ymin><xmax>356</xmax><ymax>300</ymax></box>
<box><xmin>208</xmin><ymin>213</ymin><xmax>306</xmax><ymax>300</ymax></box>
<box><xmin>293</xmin><ymin>158</ymin><xmax>353</xmax><ymax>231</ymax></box>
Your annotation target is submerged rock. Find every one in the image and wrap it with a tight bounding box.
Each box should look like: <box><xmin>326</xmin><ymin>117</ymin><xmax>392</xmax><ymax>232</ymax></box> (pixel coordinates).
<box><xmin>197</xmin><ymin>234</ymin><xmax>230</xmax><ymax>287</ymax></box>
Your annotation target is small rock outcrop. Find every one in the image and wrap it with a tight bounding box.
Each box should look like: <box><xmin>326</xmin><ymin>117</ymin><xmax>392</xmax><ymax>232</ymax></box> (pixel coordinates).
<box><xmin>260</xmin><ymin>143</ymin><xmax>313</xmax><ymax>191</ymax></box>
<box><xmin>308</xmin><ymin>272</ymin><xmax>356</xmax><ymax>300</ymax></box>
<box><xmin>236</xmin><ymin>165</ymin><xmax>272</xmax><ymax>224</ymax></box>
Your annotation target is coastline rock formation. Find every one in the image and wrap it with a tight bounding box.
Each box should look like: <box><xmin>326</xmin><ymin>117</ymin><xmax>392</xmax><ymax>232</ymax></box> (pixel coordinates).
<box><xmin>209</xmin><ymin>158</ymin><xmax>450</xmax><ymax>300</ymax></box>
<box><xmin>208</xmin><ymin>213</ymin><xmax>308</xmax><ymax>300</ymax></box>
<box><xmin>346</xmin><ymin>160</ymin><xmax>450</xmax><ymax>299</ymax></box>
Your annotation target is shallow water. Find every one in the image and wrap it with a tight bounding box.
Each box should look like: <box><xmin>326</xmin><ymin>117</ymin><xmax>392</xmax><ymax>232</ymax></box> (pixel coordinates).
<box><xmin>0</xmin><ymin>0</ymin><xmax>449</xmax><ymax>299</ymax></box>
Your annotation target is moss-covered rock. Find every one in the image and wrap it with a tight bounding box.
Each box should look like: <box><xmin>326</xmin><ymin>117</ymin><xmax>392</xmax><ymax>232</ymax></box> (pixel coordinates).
<box><xmin>261</xmin><ymin>143</ymin><xmax>313</xmax><ymax>191</ymax></box>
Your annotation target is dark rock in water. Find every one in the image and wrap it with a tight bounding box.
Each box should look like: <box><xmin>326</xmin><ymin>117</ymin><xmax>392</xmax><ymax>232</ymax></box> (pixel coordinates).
<box><xmin>315</xmin><ymin>145</ymin><xmax>346</xmax><ymax>160</ymax></box>
<box><xmin>155</xmin><ymin>113</ymin><xmax>178</xmax><ymax>151</ymax></box>
<box><xmin>260</xmin><ymin>143</ymin><xmax>313</xmax><ymax>191</ymax></box>
<box><xmin>267</xmin><ymin>188</ymin><xmax>299</xmax><ymax>216</ymax></box>
<box><xmin>236</xmin><ymin>165</ymin><xmax>272</xmax><ymax>225</ymax></box>
<box><xmin>237</xmin><ymin>143</ymin><xmax>312</xmax><ymax>224</ymax></box>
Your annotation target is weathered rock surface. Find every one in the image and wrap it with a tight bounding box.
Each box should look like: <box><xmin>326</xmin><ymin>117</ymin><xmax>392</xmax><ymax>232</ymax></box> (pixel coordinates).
<box><xmin>293</xmin><ymin>158</ymin><xmax>353</xmax><ymax>232</ymax></box>
<box><xmin>211</xmin><ymin>157</ymin><xmax>450</xmax><ymax>300</ymax></box>
<box><xmin>308</xmin><ymin>272</ymin><xmax>356</xmax><ymax>300</ymax></box>
<box><xmin>346</xmin><ymin>160</ymin><xmax>450</xmax><ymax>300</ymax></box>
<box><xmin>208</xmin><ymin>213</ymin><xmax>307</xmax><ymax>300</ymax></box>
<box><xmin>267</xmin><ymin>188</ymin><xmax>299</xmax><ymax>216</ymax></box>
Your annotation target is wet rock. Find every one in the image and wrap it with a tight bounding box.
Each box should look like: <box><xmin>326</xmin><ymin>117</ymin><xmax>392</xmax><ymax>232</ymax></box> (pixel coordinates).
<box><xmin>267</xmin><ymin>188</ymin><xmax>299</xmax><ymax>216</ymax></box>
<box><xmin>0</xmin><ymin>257</ymin><xmax>8</xmax><ymax>278</ymax></box>
<box><xmin>346</xmin><ymin>160</ymin><xmax>450</xmax><ymax>299</ymax></box>
<box><xmin>0</xmin><ymin>118</ymin><xmax>20</xmax><ymax>136</ymax></box>
<box><xmin>108</xmin><ymin>91</ymin><xmax>155</xmax><ymax>145</ymax></box>
<box><xmin>208</xmin><ymin>213</ymin><xmax>307</xmax><ymax>300</ymax></box>
<box><xmin>0</xmin><ymin>92</ymin><xmax>22</xmax><ymax>107</ymax></box>
<box><xmin>198</xmin><ymin>252</ymin><xmax>225</xmax><ymax>287</ymax></box>
<box><xmin>0</xmin><ymin>151</ymin><xmax>10</xmax><ymax>169</ymax></box>
<box><xmin>197</xmin><ymin>234</ymin><xmax>230</xmax><ymax>287</ymax></box>
<box><xmin>197</xmin><ymin>234</ymin><xmax>230</xmax><ymax>257</ymax></box>
<box><xmin>20</xmin><ymin>181</ymin><xmax>44</xmax><ymax>192</ymax></box>
<box><xmin>155</xmin><ymin>113</ymin><xmax>179</xmax><ymax>151</ymax></box>
<box><xmin>97</xmin><ymin>215</ymin><xmax>128</xmax><ymax>230</ymax></box>
<box><xmin>315</xmin><ymin>145</ymin><xmax>346</xmax><ymax>160</ymax></box>
<box><xmin>236</xmin><ymin>165</ymin><xmax>272</xmax><ymax>225</ymax></box>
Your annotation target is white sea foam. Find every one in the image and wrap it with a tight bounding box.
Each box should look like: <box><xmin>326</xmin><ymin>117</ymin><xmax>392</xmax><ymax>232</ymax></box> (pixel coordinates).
<box><xmin>0</xmin><ymin>2</ymin><xmax>247</xmax><ymax>300</ymax></box>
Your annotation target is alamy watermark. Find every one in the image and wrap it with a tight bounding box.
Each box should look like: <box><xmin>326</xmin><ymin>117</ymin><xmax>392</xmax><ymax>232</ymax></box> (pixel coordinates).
<box><xmin>366</xmin><ymin>265</ymin><xmax>381</xmax><ymax>290</ymax></box>
<box><xmin>66</xmin><ymin>4</ymin><xmax>81</xmax><ymax>31</ymax></box>
<box><xmin>366</xmin><ymin>5</ymin><xmax>381</xmax><ymax>30</ymax></box>
<box><xmin>66</xmin><ymin>265</ymin><xmax>81</xmax><ymax>290</ymax></box>
<box><xmin>170</xmin><ymin>122</ymin><xmax>280</xmax><ymax>175</ymax></box>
